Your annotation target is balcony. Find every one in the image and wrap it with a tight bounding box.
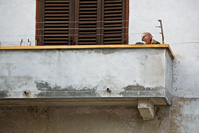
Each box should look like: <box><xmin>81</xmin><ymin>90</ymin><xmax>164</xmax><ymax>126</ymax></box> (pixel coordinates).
<box><xmin>0</xmin><ymin>44</ymin><xmax>174</xmax><ymax>120</ymax></box>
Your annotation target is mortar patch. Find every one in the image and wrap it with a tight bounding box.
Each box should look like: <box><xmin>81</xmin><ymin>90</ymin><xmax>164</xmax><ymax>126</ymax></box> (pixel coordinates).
<box><xmin>0</xmin><ymin>90</ymin><xmax>9</xmax><ymax>98</ymax></box>
<box><xmin>120</xmin><ymin>84</ymin><xmax>165</xmax><ymax>97</ymax></box>
<box><xmin>36</xmin><ymin>82</ymin><xmax>99</xmax><ymax>97</ymax></box>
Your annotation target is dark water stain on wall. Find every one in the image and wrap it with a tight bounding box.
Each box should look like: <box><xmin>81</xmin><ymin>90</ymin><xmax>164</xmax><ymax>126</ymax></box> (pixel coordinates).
<box><xmin>120</xmin><ymin>84</ymin><xmax>165</xmax><ymax>96</ymax></box>
<box><xmin>35</xmin><ymin>82</ymin><xmax>99</xmax><ymax>97</ymax></box>
<box><xmin>0</xmin><ymin>90</ymin><xmax>9</xmax><ymax>98</ymax></box>
<box><xmin>92</xmin><ymin>49</ymin><xmax>118</xmax><ymax>55</ymax></box>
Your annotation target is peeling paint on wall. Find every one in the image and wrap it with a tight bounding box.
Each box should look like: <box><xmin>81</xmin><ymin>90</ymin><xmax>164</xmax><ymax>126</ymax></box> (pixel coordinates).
<box><xmin>0</xmin><ymin>90</ymin><xmax>9</xmax><ymax>98</ymax></box>
<box><xmin>36</xmin><ymin>82</ymin><xmax>100</xmax><ymax>97</ymax></box>
<box><xmin>120</xmin><ymin>84</ymin><xmax>165</xmax><ymax>97</ymax></box>
<box><xmin>123</xmin><ymin>84</ymin><xmax>165</xmax><ymax>91</ymax></box>
<box><xmin>92</xmin><ymin>49</ymin><xmax>118</xmax><ymax>55</ymax></box>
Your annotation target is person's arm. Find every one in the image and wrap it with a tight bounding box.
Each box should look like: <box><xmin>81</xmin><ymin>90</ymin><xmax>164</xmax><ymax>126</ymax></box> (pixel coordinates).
<box><xmin>135</xmin><ymin>42</ymin><xmax>144</xmax><ymax>45</ymax></box>
<box><xmin>151</xmin><ymin>39</ymin><xmax>160</xmax><ymax>44</ymax></box>
<box><xmin>156</xmin><ymin>41</ymin><xmax>160</xmax><ymax>44</ymax></box>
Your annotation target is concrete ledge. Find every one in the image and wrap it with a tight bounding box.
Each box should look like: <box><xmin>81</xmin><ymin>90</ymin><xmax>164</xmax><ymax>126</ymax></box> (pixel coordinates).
<box><xmin>0</xmin><ymin>97</ymin><xmax>168</xmax><ymax>107</ymax></box>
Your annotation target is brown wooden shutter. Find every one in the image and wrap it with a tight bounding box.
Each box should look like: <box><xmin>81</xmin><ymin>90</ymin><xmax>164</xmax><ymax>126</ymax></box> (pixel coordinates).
<box><xmin>39</xmin><ymin>0</ymin><xmax>73</xmax><ymax>45</ymax></box>
<box><xmin>102</xmin><ymin>0</ymin><xmax>126</xmax><ymax>44</ymax></box>
<box><xmin>76</xmin><ymin>0</ymin><xmax>100</xmax><ymax>45</ymax></box>
<box><xmin>37</xmin><ymin>0</ymin><xmax>128</xmax><ymax>45</ymax></box>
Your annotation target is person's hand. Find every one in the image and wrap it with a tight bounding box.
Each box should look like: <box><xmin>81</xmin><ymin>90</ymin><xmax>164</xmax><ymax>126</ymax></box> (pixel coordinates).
<box><xmin>151</xmin><ymin>39</ymin><xmax>157</xmax><ymax>44</ymax></box>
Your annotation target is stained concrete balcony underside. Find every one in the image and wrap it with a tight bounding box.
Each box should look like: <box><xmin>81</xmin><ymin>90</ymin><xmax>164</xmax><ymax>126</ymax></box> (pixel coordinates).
<box><xmin>0</xmin><ymin>44</ymin><xmax>174</xmax><ymax>120</ymax></box>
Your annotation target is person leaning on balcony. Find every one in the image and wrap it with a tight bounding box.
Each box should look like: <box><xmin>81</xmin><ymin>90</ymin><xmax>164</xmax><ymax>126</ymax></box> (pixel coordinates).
<box><xmin>136</xmin><ymin>32</ymin><xmax>160</xmax><ymax>44</ymax></box>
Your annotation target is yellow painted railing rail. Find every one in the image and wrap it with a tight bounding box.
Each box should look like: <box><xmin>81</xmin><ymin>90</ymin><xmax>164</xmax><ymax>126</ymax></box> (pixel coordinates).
<box><xmin>0</xmin><ymin>44</ymin><xmax>175</xmax><ymax>59</ymax></box>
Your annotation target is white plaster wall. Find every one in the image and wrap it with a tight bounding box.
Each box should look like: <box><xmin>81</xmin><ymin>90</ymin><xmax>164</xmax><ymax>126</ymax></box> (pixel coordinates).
<box><xmin>129</xmin><ymin>0</ymin><xmax>199</xmax><ymax>98</ymax></box>
<box><xmin>129</xmin><ymin>0</ymin><xmax>199</xmax><ymax>44</ymax></box>
<box><xmin>0</xmin><ymin>0</ymin><xmax>199</xmax><ymax>98</ymax></box>
<box><xmin>0</xmin><ymin>0</ymin><xmax>35</xmax><ymax>46</ymax></box>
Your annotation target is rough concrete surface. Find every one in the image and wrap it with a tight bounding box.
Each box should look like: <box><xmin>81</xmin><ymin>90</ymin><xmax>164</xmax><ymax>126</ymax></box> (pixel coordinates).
<box><xmin>0</xmin><ymin>49</ymin><xmax>171</xmax><ymax>101</ymax></box>
<box><xmin>0</xmin><ymin>98</ymin><xmax>198</xmax><ymax>133</ymax></box>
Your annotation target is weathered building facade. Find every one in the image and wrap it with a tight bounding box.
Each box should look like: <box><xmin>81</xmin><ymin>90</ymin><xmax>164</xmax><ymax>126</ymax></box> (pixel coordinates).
<box><xmin>0</xmin><ymin>0</ymin><xmax>199</xmax><ymax>132</ymax></box>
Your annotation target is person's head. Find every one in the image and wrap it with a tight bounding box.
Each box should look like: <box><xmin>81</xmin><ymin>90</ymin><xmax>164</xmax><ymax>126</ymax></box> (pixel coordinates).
<box><xmin>142</xmin><ymin>32</ymin><xmax>153</xmax><ymax>44</ymax></box>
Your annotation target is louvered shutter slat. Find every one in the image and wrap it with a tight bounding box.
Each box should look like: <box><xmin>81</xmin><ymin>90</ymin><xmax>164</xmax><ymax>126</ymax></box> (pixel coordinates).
<box><xmin>44</xmin><ymin>0</ymin><xmax>70</xmax><ymax>45</ymax></box>
<box><xmin>103</xmin><ymin>0</ymin><xmax>124</xmax><ymax>44</ymax></box>
<box><xmin>78</xmin><ymin>0</ymin><xmax>98</xmax><ymax>45</ymax></box>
